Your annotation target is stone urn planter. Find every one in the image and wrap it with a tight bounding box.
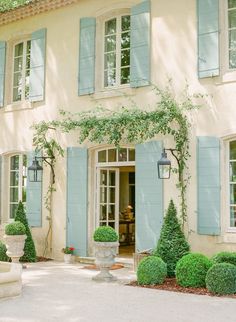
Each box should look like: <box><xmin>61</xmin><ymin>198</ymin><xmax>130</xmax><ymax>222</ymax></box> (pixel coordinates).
<box><xmin>4</xmin><ymin>221</ymin><xmax>27</xmax><ymax>263</ymax></box>
<box><xmin>92</xmin><ymin>226</ymin><xmax>119</xmax><ymax>282</ymax></box>
<box><xmin>62</xmin><ymin>246</ymin><xmax>75</xmax><ymax>264</ymax></box>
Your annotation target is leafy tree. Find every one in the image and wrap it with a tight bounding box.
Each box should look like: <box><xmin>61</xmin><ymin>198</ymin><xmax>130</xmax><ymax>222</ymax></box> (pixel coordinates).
<box><xmin>15</xmin><ymin>201</ymin><xmax>37</xmax><ymax>262</ymax></box>
<box><xmin>153</xmin><ymin>199</ymin><xmax>190</xmax><ymax>277</ymax></box>
<box><xmin>0</xmin><ymin>0</ymin><xmax>32</xmax><ymax>13</ymax></box>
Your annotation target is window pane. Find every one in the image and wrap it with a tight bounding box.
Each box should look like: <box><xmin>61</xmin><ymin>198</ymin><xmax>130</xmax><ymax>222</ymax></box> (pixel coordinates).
<box><xmin>105</xmin><ymin>18</ymin><xmax>116</xmax><ymax>35</ymax></box>
<box><xmin>100</xmin><ymin>205</ymin><xmax>107</xmax><ymax>221</ymax></box>
<box><xmin>11</xmin><ymin>156</ymin><xmax>19</xmax><ymax>170</ymax></box>
<box><xmin>26</xmin><ymin>54</ymin><xmax>31</xmax><ymax>69</ymax></box>
<box><xmin>109</xmin><ymin>187</ymin><xmax>115</xmax><ymax>203</ymax></box>
<box><xmin>121</xmin><ymin>31</ymin><xmax>130</xmax><ymax>49</ymax></box>
<box><xmin>14</xmin><ymin>57</ymin><xmax>23</xmax><ymax>72</ymax></box>
<box><xmin>122</xmin><ymin>16</ymin><xmax>130</xmax><ymax>31</ymax></box>
<box><xmin>230</xmin><ymin>206</ymin><xmax>236</xmax><ymax>227</ymax></box>
<box><xmin>108</xmin><ymin>222</ymin><xmax>115</xmax><ymax>229</ymax></box>
<box><xmin>10</xmin><ymin>187</ymin><xmax>18</xmax><ymax>202</ymax></box>
<box><xmin>229</xmin><ymin>30</ymin><xmax>236</xmax><ymax>50</ymax></box>
<box><xmin>22</xmin><ymin>187</ymin><xmax>26</xmax><ymax>202</ymax></box>
<box><xmin>230</xmin><ymin>141</ymin><xmax>236</xmax><ymax>159</ymax></box>
<box><xmin>230</xmin><ymin>162</ymin><xmax>236</xmax><ymax>181</ymax></box>
<box><xmin>98</xmin><ymin>150</ymin><xmax>106</xmax><ymax>162</ymax></box>
<box><xmin>118</xmin><ymin>148</ymin><xmax>127</xmax><ymax>161</ymax></box>
<box><xmin>10</xmin><ymin>172</ymin><xmax>19</xmax><ymax>186</ymax></box>
<box><xmin>121</xmin><ymin>67</ymin><xmax>130</xmax><ymax>84</ymax></box>
<box><xmin>108</xmin><ymin>149</ymin><xmax>117</xmax><ymax>162</ymax></box>
<box><xmin>14</xmin><ymin>43</ymin><xmax>23</xmax><ymax>57</ymax></box>
<box><xmin>13</xmin><ymin>72</ymin><xmax>22</xmax><ymax>87</ymax></box>
<box><xmin>121</xmin><ymin>50</ymin><xmax>130</xmax><ymax>67</ymax></box>
<box><xmin>104</xmin><ymin>52</ymin><xmax>116</xmax><ymax>69</ymax></box>
<box><xmin>229</xmin><ymin>0</ymin><xmax>236</xmax><ymax>9</ymax></box>
<box><xmin>109</xmin><ymin>171</ymin><xmax>116</xmax><ymax>186</ymax></box>
<box><xmin>13</xmin><ymin>87</ymin><xmax>22</xmax><ymax>102</ymax></box>
<box><xmin>100</xmin><ymin>170</ymin><xmax>107</xmax><ymax>185</ymax></box>
<box><xmin>104</xmin><ymin>69</ymin><xmax>116</xmax><ymax>87</ymax></box>
<box><xmin>229</xmin><ymin>50</ymin><xmax>236</xmax><ymax>68</ymax></box>
<box><xmin>26</xmin><ymin>40</ymin><xmax>31</xmax><ymax>54</ymax></box>
<box><xmin>108</xmin><ymin>205</ymin><xmax>115</xmax><ymax>220</ymax></box>
<box><xmin>10</xmin><ymin>204</ymin><xmax>18</xmax><ymax>219</ymax></box>
<box><xmin>128</xmin><ymin>149</ymin><xmax>135</xmax><ymax>161</ymax></box>
<box><xmin>104</xmin><ymin>35</ymin><xmax>116</xmax><ymax>52</ymax></box>
<box><xmin>230</xmin><ymin>184</ymin><xmax>236</xmax><ymax>204</ymax></box>
<box><xmin>100</xmin><ymin>187</ymin><xmax>107</xmax><ymax>203</ymax></box>
<box><xmin>229</xmin><ymin>10</ymin><xmax>236</xmax><ymax>29</ymax></box>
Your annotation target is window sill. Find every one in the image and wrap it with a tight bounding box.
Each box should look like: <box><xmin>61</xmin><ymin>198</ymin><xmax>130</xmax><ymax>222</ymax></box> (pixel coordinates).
<box><xmin>214</xmin><ymin>70</ymin><xmax>236</xmax><ymax>85</ymax></box>
<box><xmin>92</xmin><ymin>87</ymin><xmax>136</xmax><ymax>100</ymax></box>
<box><xmin>2</xmin><ymin>100</ymin><xmax>41</xmax><ymax>112</ymax></box>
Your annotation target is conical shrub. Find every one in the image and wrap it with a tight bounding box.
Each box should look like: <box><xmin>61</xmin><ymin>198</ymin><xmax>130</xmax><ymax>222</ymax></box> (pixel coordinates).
<box><xmin>15</xmin><ymin>201</ymin><xmax>37</xmax><ymax>262</ymax></box>
<box><xmin>153</xmin><ymin>199</ymin><xmax>190</xmax><ymax>277</ymax></box>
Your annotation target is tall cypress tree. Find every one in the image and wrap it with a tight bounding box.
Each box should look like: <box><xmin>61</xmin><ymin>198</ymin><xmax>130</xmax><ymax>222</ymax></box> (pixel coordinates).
<box><xmin>15</xmin><ymin>201</ymin><xmax>37</xmax><ymax>262</ymax></box>
<box><xmin>153</xmin><ymin>199</ymin><xmax>190</xmax><ymax>277</ymax></box>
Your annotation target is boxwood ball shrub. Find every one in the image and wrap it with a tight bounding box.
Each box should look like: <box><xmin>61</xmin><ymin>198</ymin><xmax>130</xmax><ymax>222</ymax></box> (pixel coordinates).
<box><xmin>137</xmin><ymin>256</ymin><xmax>167</xmax><ymax>285</ymax></box>
<box><xmin>5</xmin><ymin>221</ymin><xmax>26</xmax><ymax>235</ymax></box>
<box><xmin>93</xmin><ymin>226</ymin><xmax>118</xmax><ymax>242</ymax></box>
<box><xmin>206</xmin><ymin>263</ymin><xmax>236</xmax><ymax>295</ymax></box>
<box><xmin>153</xmin><ymin>200</ymin><xmax>190</xmax><ymax>277</ymax></box>
<box><xmin>212</xmin><ymin>251</ymin><xmax>236</xmax><ymax>266</ymax></box>
<box><xmin>176</xmin><ymin>253</ymin><xmax>212</xmax><ymax>287</ymax></box>
<box><xmin>0</xmin><ymin>241</ymin><xmax>9</xmax><ymax>262</ymax></box>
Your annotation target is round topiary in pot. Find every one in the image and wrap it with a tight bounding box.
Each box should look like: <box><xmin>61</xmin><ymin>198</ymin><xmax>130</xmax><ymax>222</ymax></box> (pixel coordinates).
<box><xmin>176</xmin><ymin>253</ymin><xmax>212</xmax><ymax>287</ymax></box>
<box><xmin>212</xmin><ymin>251</ymin><xmax>236</xmax><ymax>266</ymax></box>
<box><xmin>0</xmin><ymin>241</ymin><xmax>9</xmax><ymax>262</ymax></box>
<box><xmin>137</xmin><ymin>256</ymin><xmax>167</xmax><ymax>285</ymax></box>
<box><xmin>93</xmin><ymin>226</ymin><xmax>118</xmax><ymax>242</ymax></box>
<box><xmin>206</xmin><ymin>263</ymin><xmax>236</xmax><ymax>295</ymax></box>
<box><xmin>5</xmin><ymin>221</ymin><xmax>26</xmax><ymax>235</ymax></box>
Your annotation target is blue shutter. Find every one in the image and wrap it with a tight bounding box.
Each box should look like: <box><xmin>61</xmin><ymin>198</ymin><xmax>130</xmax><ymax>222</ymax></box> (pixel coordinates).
<box><xmin>67</xmin><ymin>147</ymin><xmax>88</xmax><ymax>256</ymax></box>
<box><xmin>26</xmin><ymin>152</ymin><xmax>42</xmax><ymax>227</ymax></box>
<box><xmin>0</xmin><ymin>41</ymin><xmax>6</xmax><ymax>107</ymax></box>
<box><xmin>135</xmin><ymin>141</ymin><xmax>163</xmax><ymax>251</ymax></box>
<box><xmin>78</xmin><ymin>18</ymin><xmax>96</xmax><ymax>95</ymax></box>
<box><xmin>0</xmin><ymin>155</ymin><xmax>2</xmax><ymax>223</ymax></box>
<box><xmin>197</xmin><ymin>0</ymin><xmax>219</xmax><ymax>78</ymax></box>
<box><xmin>130</xmin><ymin>0</ymin><xmax>150</xmax><ymax>87</ymax></box>
<box><xmin>29</xmin><ymin>28</ymin><xmax>46</xmax><ymax>102</ymax></box>
<box><xmin>197</xmin><ymin>137</ymin><xmax>221</xmax><ymax>235</ymax></box>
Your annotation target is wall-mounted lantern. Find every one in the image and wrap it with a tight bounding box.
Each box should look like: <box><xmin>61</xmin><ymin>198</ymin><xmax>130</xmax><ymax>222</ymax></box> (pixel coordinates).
<box><xmin>157</xmin><ymin>148</ymin><xmax>180</xmax><ymax>180</ymax></box>
<box><xmin>28</xmin><ymin>156</ymin><xmax>55</xmax><ymax>183</ymax></box>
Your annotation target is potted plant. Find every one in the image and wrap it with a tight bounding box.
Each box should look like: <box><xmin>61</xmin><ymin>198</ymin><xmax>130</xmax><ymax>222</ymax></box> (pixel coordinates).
<box><xmin>4</xmin><ymin>221</ymin><xmax>27</xmax><ymax>263</ymax></box>
<box><xmin>62</xmin><ymin>246</ymin><xmax>75</xmax><ymax>263</ymax></box>
<box><xmin>93</xmin><ymin>226</ymin><xmax>119</xmax><ymax>282</ymax></box>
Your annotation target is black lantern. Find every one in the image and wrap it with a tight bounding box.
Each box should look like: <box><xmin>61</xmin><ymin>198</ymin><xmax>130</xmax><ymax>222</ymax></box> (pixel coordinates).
<box><xmin>28</xmin><ymin>158</ymin><xmax>43</xmax><ymax>182</ymax></box>
<box><xmin>157</xmin><ymin>149</ymin><xmax>171</xmax><ymax>179</ymax></box>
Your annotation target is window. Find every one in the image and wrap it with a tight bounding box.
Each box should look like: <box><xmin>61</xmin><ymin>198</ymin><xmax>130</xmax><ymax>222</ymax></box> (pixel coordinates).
<box><xmin>103</xmin><ymin>15</ymin><xmax>130</xmax><ymax>87</ymax></box>
<box><xmin>9</xmin><ymin>154</ymin><xmax>27</xmax><ymax>218</ymax></box>
<box><xmin>228</xmin><ymin>0</ymin><xmax>236</xmax><ymax>69</ymax></box>
<box><xmin>12</xmin><ymin>40</ymin><xmax>31</xmax><ymax>102</ymax></box>
<box><xmin>97</xmin><ymin>148</ymin><xmax>135</xmax><ymax>164</ymax></box>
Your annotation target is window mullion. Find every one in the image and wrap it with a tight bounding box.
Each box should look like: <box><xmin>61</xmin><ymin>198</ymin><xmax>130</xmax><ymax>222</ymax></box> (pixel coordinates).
<box><xmin>18</xmin><ymin>155</ymin><xmax>23</xmax><ymax>202</ymax></box>
<box><xmin>22</xmin><ymin>41</ymin><xmax>27</xmax><ymax>100</ymax></box>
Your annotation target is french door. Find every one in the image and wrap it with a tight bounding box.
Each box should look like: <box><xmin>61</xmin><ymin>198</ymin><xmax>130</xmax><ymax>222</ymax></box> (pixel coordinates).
<box><xmin>96</xmin><ymin>168</ymin><xmax>119</xmax><ymax>233</ymax></box>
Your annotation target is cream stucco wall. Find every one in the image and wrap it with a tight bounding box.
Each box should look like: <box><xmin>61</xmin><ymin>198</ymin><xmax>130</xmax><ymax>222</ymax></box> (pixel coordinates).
<box><xmin>0</xmin><ymin>0</ymin><xmax>236</xmax><ymax>259</ymax></box>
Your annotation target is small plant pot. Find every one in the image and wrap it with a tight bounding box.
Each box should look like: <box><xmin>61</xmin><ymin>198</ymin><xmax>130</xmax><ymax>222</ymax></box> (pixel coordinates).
<box><xmin>3</xmin><ymin>234</ymin><xmax>27</xmax><ymax>263</ymax></box>
<box><xmin>64</xmin><ymin>254</ymin><xmax>72</xmax><ymax>264</ymax></box>
<box><xmin>93</xmin><ymin>241</ymin><xmax>119</xmax><ymax>282</ymax></box>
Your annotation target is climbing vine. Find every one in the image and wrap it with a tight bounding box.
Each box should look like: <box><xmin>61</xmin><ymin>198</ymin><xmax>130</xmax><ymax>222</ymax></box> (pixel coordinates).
<box><xmin>32</xmin><ymin>85</ymin><xmax>200</xmax><ymax>229</ymax></box>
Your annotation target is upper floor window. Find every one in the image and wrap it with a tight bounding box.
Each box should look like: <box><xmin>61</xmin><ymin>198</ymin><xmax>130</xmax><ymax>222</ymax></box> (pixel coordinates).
<box><xmin>9</xmin><ymin>154</ymin><xmax>27</xmax><ymax>218</ymax></box>
<box><xmin>104</xmin><ymin>15</ymin><xmax>130</xmax><ymax>88</ymax></box>
<box><xmin>228</xmin><ymin>0</ymin><xmax>236</xmax><ymax>69</ymax></box>
<box><xmin>12</xmin><ymin>40</ymin><xmax>31</xmax><ymax>102</ymax></box>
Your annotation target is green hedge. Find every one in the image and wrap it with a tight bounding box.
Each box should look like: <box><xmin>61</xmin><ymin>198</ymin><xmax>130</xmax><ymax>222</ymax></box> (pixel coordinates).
<box><xmin>137</xmin><ymin>256</ymin><xmax>167</xmax><ymax>285</ymax></box>
<box><xmin>0</xmin><ymin>241</ymin><xmax>9</xmax><ymax>262</ymax></box>
<box><xmin>176</xmin><ymin>253</ymin><xmax>212</xmax><ymax>287</ymax></box>
<box><xmin>206</xmin><ymin>263</ymin><xmax>236</xmax><ymax>295</ymax></box>
<box><xmin>212</xmin><ymin>251</ymin><xmax>236</xmax><ymax>266</ymax></box>
<box><xmin>93</xmin><ymin>226</ymin><xmax>118</xmax><ymax>242</ymax></box>
<box><xmin>5</xmin><ymin>221</ymin><xmax>26</xmax><ymax>235</ymax></box>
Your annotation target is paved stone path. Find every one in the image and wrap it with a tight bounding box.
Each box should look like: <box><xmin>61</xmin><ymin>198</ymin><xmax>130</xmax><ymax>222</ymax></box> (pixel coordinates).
<box><xmin>0</xmin><ymin>261</ymin><xmax>235</xmax><ymax>322</ymax></box>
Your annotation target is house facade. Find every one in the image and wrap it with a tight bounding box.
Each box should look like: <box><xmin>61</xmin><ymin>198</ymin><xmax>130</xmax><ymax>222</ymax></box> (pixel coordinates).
<box><xmin>0</xmin><ymin>0</ymin><xmax>236</xmax><ymax>260</ymax></box>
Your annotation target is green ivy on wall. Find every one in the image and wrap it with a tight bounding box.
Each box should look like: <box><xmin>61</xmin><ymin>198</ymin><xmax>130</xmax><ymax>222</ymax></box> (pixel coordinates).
<box><xmin>0</xmin><ymin>0</ymin><xmax>32</xmax><ymax>12</ymax></box>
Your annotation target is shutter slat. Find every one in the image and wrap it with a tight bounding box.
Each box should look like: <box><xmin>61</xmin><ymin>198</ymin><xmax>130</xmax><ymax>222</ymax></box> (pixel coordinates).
<box><xmin>197</xmin><ymin>0</ymin><xmax>219</xmax><ymax>78</ymax></box>
<box><xmin>29</xmin><ymin>28</ymin><xmax>46</xmax><ymax>102</ymax></box>
<box><xmin>78</xmin><ymin>18</ymin><xmax>96</xmax><ymax>95</ymax></box>
<box><xmin>135</xmin><ymin>141</ymin><xmax>163</xmax><ymax>251</ymax></box>
<box><xmin>67</xmin><ymin>147</ymin><xmax>88</xmax><ymax>256</ymax></box>
<box><xmin>130</xmin><ymin>0</ymin><xmax>150</xmax><ymax>87</ymax></box>
<box><xmin>197</xmin><ymin>137</ymin><xmax>221</xmax><ymax>235</ymax></box>
<box><xmin>26</xmin><ymin>152</ymin><xmax>42</xmax><ymax>227</ymax></box>
<box><xmin>0</xmin><ymin>41</ymin><xmax>6</xmax><ymax>107</ymax></box>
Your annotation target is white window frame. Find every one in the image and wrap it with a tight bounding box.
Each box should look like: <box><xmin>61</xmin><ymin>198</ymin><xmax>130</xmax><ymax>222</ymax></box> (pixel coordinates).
<box><xmin>8</xmin><ymin>154</ymin><xmax>27</xmax><ymax>219</ymax></box>
<box><xmin>226</xmin><ymin>0</ymin><xmax>236</xmax><ymax>70</ymax></box>
<box><xmin>11</xmin><ymin>39</ymin><xmax>31</xmax><ymax>103</ymax></box>
<box><xmin>96</xmin><ymin>147</ymin><xmax>135</xmax><ymax>167</ymax></box>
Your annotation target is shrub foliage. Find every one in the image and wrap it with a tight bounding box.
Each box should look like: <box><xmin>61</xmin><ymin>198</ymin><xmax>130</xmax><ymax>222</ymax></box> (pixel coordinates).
<box><xmin>15</xmin><ymin>201</ymin><xmax>37</xmax><ymax>262</ymax></box>
<box><xmin>5</xmin><ymin>221</ymin><xmax>26</xmax><ymax>235</ymax></box>
<box><xmin>137</xmin><ymin>256</ymin><xmax>167</xmax><ymax>285</ymax></box>
<box><xmin>153</xmin><ymin>200</ymin><xmax>190</xmax><ymax>277</ymax></box>
<box><xmin>212</xmin><ymin>251</ymin><xmax>236</xmax><ymax>266</ymax></box>
<box><xmin>0</xmin><ymin>241</ymin><xmax>9</xmax><ymax>262</ymax></box>
<box><xmin>206</xmin><ymin>263</ymin><xmax>236</xmax><ymax>295</ymax></box>
<box><xmin>93</xmin><ymin>226</ymin><xmax>118</xmax><ymax>242</ymax></box>
<box><xmin>176</xmin><ymin>253</ymin><xmax>212</xmax><ymax>287</ymax></box>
